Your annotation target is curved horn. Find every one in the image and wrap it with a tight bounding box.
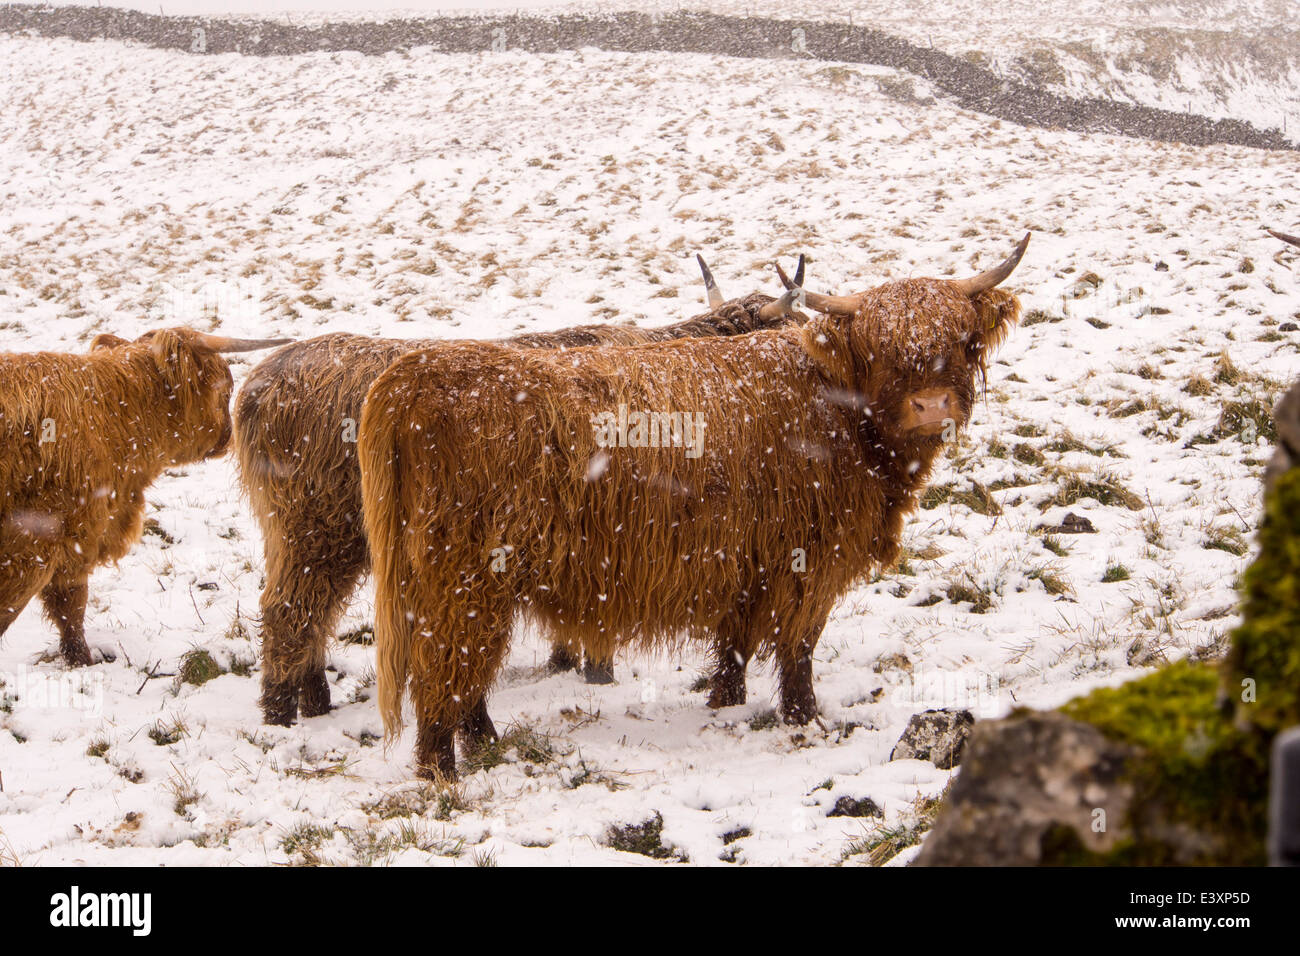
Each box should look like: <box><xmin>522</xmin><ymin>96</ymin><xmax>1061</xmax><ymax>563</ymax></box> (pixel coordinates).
<box><xmin>757</xmin><ymin>287</ymin><xmax>799</xmax><ymax>321</ymax></box>
<box><xmin>775</xmin><ymin>254</ymin><xmax>807</xmax><ymax>291</ymax></box>
<box><xmin>800</xmin><ymin>290</ymin><xmax>866</xmax><ymax>317</ymax></box>
<box><xmin>697</xmin><ymin>254</ymin><xmax>725</xmax><ymax>309</ymax></box>
<box><xmin>193</xmin><ymin>333</ymin><xmax>293</xmax><ymax>353</ymax></box>
<box><xmin>949</xmin><ymin>232</ymin><xmax>1031</xmax><ymax>298</ymax></box>
<box><xmin>1269</xmin><ymin>228</ymin><xmax>1300</xmax><ymax>249</ymax></box>
<box><xmin>776</xmin><ymin>254</ymin><xmax>862</xmax><ymax>317</ymax></box>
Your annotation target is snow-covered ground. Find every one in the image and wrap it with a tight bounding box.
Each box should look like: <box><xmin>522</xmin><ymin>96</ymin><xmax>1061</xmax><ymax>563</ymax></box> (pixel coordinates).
<box><xmin>0</xmin><ymin>29</ymin><xmax>1297</xmax><ymax>866</ymax></box>
<box><xmin>37</xmin><ymin>1</ymin><xmax>1300</xmax><ymax>141</ymax></box>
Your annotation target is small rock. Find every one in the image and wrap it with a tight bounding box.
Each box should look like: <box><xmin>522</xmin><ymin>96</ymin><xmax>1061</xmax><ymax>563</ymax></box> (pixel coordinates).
<box><xmin>195</xmin><ymin>581</ymin><xmax>219</xmax><ymax>592</ymax></box>
<box><xmin>827</xmin><ymin>796</ymin><xmax>883</xmax><ymax>818</ymax></box>
<box><xmin>1038</xmin><ymin>512</ymin><xmax>1096</xmax><ymax>535</ymax></box>
<box><xmin>1279</xmin><ymin>322</ymin><xmax>1298</xmax><ymax>332</ymax></box>
<box><xmin>891</xmin><ymin>708</ymin><xmax>975</xmax><ymax>769</ymax></box>
<box><xmin>1154</xmin><ymin>261</ymin><xmax>1169</xmax><ymax>272</ymax></box>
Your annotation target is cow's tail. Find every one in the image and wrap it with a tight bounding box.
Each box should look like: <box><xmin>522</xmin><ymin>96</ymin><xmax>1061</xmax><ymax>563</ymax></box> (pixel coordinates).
<box><xmin>358</xmin><ymin>370</ymin><xmax>413</xmax><ymax>744</ymax></box>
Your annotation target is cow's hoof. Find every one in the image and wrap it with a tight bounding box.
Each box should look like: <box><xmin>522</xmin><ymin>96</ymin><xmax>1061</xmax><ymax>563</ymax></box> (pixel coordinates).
<box><xmin>707</xmin><ymin>688</ymin><xmax>746</xmax><ymax>709</ymax></box>
<box><xmin>781</xmin><ymin>699</ymin><xmax>818</xmax><ymax>726</ymax></box>
<box><xmin>298</xmin><ymin>671</ymin><xmax>332</xmax><ymax>718</ymax></box>
<box><xmin>261</xmin><ymin>687</ymin><xmax>299</xmax><ymax>727</ymax></box>
<box><xmin>60</xmin><ymin>643</ymin><xmax>94</xmax><ymax>668</ymax></box>
<box><xmin>582</xmin><ymin>659</ymin><xmax>615</xmax><ymax>685</ymax></box>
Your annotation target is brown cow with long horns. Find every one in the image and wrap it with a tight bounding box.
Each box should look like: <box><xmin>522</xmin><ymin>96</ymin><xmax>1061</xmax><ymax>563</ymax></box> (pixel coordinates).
<box><xmin>359</xmin><ymin>235</ymin><xmax>1030</xmax><ymax>779</ymax></box>
<box><xmin>234</xmin><ymin>257</ymin><xmax>806</xmax><ymax>727</ymax></box>
<box><xmin>0</xmin><ymin>329</ymin><xmax>289</xmax><ymax>666</ymax></box>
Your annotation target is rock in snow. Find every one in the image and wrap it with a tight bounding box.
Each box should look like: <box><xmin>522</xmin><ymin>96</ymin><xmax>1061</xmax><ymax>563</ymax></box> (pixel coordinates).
<box><xmin>890</xmin><ymin>708</ymin><xmax>975</xmax><ymax>769</ymax></box>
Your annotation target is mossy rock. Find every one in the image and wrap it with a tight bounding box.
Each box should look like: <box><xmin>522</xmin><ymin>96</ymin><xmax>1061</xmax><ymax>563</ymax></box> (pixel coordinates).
<box><xmin>920</xmin><ymin>461</ymin><xmax>1300</xmax><ymax>865</ymax></box>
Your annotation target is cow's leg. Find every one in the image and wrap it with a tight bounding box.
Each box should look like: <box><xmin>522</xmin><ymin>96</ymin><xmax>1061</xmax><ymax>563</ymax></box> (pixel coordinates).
<box><xmin>457</xmin><ymin>694</ymin><xmax>498</xmax><ymax>751</ymax></box>
<box><xmin>776</xmin><ymin>606</ymin><xmax>831</xmax><ymax>725</ymax></box>
<box><xmin>546</xmin><ymin>640</ymin><xmax>580</xmax><ymax>673</ymax></box>
<box><xmin>411</xmin><ymin>586</ymin><xmax>514</xmax><ymax>782</ymax></box>
<box><xmin>40</xmin><ymin>573</ymin><xmax>92</xmax><ymax>667</ymax></box>
<box><xmin>414</xmin><ymin>707</ymin><xmax>457</xmax><ymax>781</ymax></box>
<box><xmin>708</xmin><ymin>612</ymin><xmax>754</xmax><ymax>709</ymax></box>
<box><xmin>259</xmin><ymin>526</ymin><xmax>366</xmax><ymax>725</ymax></box>
<box><xmin>778</xmin><ymin>648</ymin><xmax>817</xmax><ymax>725</ymax></box>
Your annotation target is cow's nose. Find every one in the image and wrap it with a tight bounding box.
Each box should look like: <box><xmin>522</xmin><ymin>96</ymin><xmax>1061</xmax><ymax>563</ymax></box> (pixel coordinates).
<box><xmin>908</xmin><ymin>390</ymin><xmax>956</xmax><ymax>427</ymax></box>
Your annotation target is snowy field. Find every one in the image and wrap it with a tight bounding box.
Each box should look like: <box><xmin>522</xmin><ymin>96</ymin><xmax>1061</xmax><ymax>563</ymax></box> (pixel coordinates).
<box><xmin>42</xmin><ymin>0</ymin><xmax>1300</xmax><ymax>139</ymax></box>
<box><xmin>0</xmin><ymin>25</ymin><xmax>1298</xmax><ymax>866</ymax></box>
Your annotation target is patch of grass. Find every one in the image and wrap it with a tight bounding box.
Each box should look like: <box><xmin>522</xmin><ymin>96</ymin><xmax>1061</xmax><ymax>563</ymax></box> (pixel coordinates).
<box><xmin>279</xmin><ymin>822</ymin><xmax>335</xmax><ymax>866</ymax></box>
<box><xmin>338</xmin><ymin>625</ymin><xmax>375</xmax><ymax>646</ymax></box>
<box><xmin>1011</xmin><ymin>423</ymin><xmax>1046</xmax><ymax>438</ymax></box>
<box><xmin>1102</xmin><ymin>563</ymin><xmax>1132</xmax><ymax>583</ymax></box>
<box><xmin>1203</xmin><ymin>525</ymin><xmax>1248</xmax><ymax>557</ymax></box>
<box><xmin>1213</xmin><ymin>352</ymin><xmax>1243</xmax><ymax>385</ymax></box>
<box><xmin>1183</xmin><ymin>373</ymin><xmax>1214</xmax><ymax>397</ymax></box>
<box><xmin>564</xmin><ymin>759</ymin><xmax>627</xmax><ymax>791</ymax></box>
<box><xmin>166</xmin><ymin>769</ymin><xmax>202</xmax><ymax>817</ymax></box>
<box><xmin>1028</xmin><ymin>564</ymin><xmax>1073</xmax><ymax>596</ymax></box>
<box><xmin>1041</xmin><ymin>534</ymin><xmax>1070</xmax><ymax>557</ymax></box>
<box><xmin>178</xmin><ymin>648</ymin><xmax>223</xmax><ymax>687</ymax></box>
<box><xmin>1215</xmin><ymin>395</ymin><xmax>1276</xmax><ymax>444</ymax></box>
<box><xmin>604</xmin><ymin>811</ymin><xmax>686</xmax><ymax>861</ymax></box>
<box><xmin>748</xmin><ymin>709</ymin><xmax>780</xmax><ymax>731</ymax></box>
<box><xmin>148</xmin><ymin>716</ymin><xmax>187</xmax><ymax>746</ymax></box>
<box><xmin>839</xmin><ymin>787</ymin><xmax>949</xmax><ymax>866</ymax></box>
<box><xmin>1043</xmin><ymin>468</ymin><xmax>1143</xmax><ymax>512</ymax></box>
<box><xmin>920</xmin><ymin>480</ymin><xmax>1001</xmax><ymax>516</ymax></box>
<box><xmin>461</xmin><ymin>723</ymin><xmax>555</xmax><ymax>775</ymax></box>
<box><xmin>944</xmin><ymin>574</ymin><xmax>998</xmax><ymax>613</ymax></box>
<box><xmin>85</xmin><ymin>737</ymin><xmax>110</xmax><ymax>759</ymax></box>
<box><xmin>721</xmin><ymin>826</ymin><xmax>752</xmax><ymax>845</ymax></box>
<box><xmin>1045</xmin><ymin>430</ymin><xmax>1124</xmax><ymax>458</ymax></box>
<box><xmin>1013</xmin><ymin>442</ymin><xmax>1045</xmax><ymax>466</ymax></box>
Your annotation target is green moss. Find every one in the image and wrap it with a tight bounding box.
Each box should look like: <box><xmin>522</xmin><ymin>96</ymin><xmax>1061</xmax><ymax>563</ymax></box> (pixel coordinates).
<box><xmin>1049</xmin><ymin>468</ymin><xmax>1300</xmax><ymax>865</ymax></box>
<box><xmin>1222</xmin><ymin>467</ymin><xmax>1300</xmax><ymax>735</ymax></box>
<box><xmin>178</xmin><ymin>648</ymin><xmax>223</xmax><ymax>686</ymax></box>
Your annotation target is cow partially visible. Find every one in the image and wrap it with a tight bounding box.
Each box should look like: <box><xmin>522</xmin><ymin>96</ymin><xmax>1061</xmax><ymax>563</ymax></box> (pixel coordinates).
<box><xmin>234</xmin><ymin>257</ymin><xmax>806</xmax><ymax>728</ymax></box>
<box><xmin>359</xmin><ymin>235</ymin><xmax>1030</xmax><ymax>779</ymax></box>
<box><xmin>0</xmin><ymin>329</ymin><xmax>289</xmax><ymax>666</ymax></box>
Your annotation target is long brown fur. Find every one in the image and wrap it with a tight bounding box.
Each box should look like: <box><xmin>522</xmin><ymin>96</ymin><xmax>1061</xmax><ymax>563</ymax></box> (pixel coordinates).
<box><xmin>234</xmin><ymin>292</ymin><xmax>803</xmax><ymax>726</ymax></box>
<box><xmin>0</xmin><ymin>329</ymin><xmax>244</xmax><ymax>665</ymax></box>
<box><xmin>359</xmin><ymin>279</ymin><xmax>1022</xmax><ymax>778</ymax></box>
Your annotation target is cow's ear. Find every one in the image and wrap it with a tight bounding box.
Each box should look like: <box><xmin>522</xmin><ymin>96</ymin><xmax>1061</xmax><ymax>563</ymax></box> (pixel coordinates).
<box><xmin>799</xmin><ymin>316</ymin><xmax>857</xmax><ymax>388</ymax></box>
<box><xmin>965</xmin><ymin>289</ymin><xmax>1021</xmax><ymax>363</ymax></box>
<box><xmin>89</xmin><ymin>333</ymin><xmax>129</xmax><ymax>351</ymax></box>
<box><xmin>149</xmin><ymin>329</ymin><xmax>202</xmax><ymax>390</ymax></box>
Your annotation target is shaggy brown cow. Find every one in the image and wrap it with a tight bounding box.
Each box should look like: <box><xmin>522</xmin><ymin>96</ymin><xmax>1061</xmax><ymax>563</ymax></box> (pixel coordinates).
<box><xmin>360</xmin><ymin>235</ymin><xmax>1030</xmax><ymax>778</ymax></box>
<box><xmin>0</xmin><ymin>329</ymin><xmax>289</xmax><ymax>665</ymax></box>
<box><xmin>234</xmin><ymin>258</ymin><xmax>806</xmax><ymax>727</ymax></box>
<box><xmin>1269</xmin><ymin>228</ymin><xmax>1300</xmax><ymax>249</ymax></box>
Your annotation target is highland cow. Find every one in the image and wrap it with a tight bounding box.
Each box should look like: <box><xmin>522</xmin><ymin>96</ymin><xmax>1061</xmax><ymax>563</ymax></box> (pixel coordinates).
<box><xmin>359</xmin><ymin>235</ymin><xmax>1030</xmax><ymax>778</ymax></box>
<box><xmin>0</xmin><ymin>329</ymin><xmax>289</xmax><ymax>666</ymax></box>
<box><xmin>234</xmin><ymin>258</ymin><xmax>805</xmax><ymax>728</ymax></box>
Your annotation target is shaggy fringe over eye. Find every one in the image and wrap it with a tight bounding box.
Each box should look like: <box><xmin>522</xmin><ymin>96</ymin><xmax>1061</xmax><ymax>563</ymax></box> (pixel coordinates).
<box><xmin>969</xmin><ymin>288</ymin><xmax>1022</xmax><ymax>391</ymax></box>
